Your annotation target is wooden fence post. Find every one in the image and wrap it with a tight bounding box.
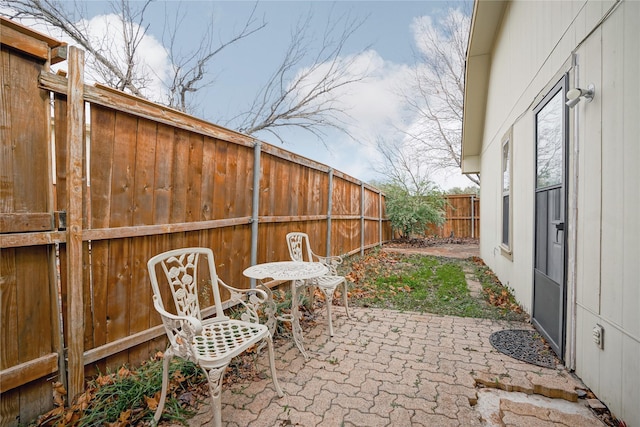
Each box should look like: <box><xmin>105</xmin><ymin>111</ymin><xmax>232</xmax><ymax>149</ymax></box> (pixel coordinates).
<box><xmin>66</xmin><ymin>46</ymin><xmax>85</xmax><ymax>401</ymax></box>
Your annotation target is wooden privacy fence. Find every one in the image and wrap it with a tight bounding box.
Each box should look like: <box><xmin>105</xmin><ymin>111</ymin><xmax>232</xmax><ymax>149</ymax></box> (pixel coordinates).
<box><xmin>0</xmin><ymin>18</ymin><xmax>391</xmax><ymax>425</ymax></box>
<box><xmin>425</xmin><ymin>194</ymin><xmax>480</xmax><ymax>239</ymax></box>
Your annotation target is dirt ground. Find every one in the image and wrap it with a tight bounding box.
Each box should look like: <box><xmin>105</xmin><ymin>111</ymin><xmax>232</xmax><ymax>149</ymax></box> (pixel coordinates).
<box><xmin>382</xmin><ymin>237</ymin><xmax>480</xmax><ymax>259</ymax></box>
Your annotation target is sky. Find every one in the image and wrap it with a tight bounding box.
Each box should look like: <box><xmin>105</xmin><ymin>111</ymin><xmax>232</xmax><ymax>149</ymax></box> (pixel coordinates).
<box><xmin>4</xmin><ymin>0</ymin><xmax>475</xmax><ymax>190</ymax></box>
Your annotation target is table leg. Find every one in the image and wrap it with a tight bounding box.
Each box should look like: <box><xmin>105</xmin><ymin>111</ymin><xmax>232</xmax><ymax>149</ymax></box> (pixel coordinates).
<box><xmin>256</xmin><ymin>283</ymin><xmax>278</xmax><ymax>339</ymax></box>
<box><xmin>289</xmin><ymin>279</ymin><xmax>310</xmax><ymax>360</ymax></box>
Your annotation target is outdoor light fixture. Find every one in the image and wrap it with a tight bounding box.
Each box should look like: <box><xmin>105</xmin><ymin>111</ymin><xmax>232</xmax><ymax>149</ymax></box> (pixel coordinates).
<box><xmin>566</xmin><ymin>84</ymin><xmax>595</xmax><ymax>108</ymax></box>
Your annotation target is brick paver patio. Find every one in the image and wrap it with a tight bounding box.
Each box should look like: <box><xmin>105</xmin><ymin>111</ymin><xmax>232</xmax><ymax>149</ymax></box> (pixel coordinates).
<box><xmin>179</xmin><ymin>307</ymin><xmax>604</xmax><ymax>426</ymax></box>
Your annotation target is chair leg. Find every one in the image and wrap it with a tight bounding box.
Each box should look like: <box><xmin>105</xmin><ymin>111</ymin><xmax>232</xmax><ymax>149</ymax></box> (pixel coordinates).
<box><xmin>203</xmin><ymin>365</ymin><xmax>229</xmax><ymax>427</ymax></box>
<box><xmin>266</xmin><ymin>334</ymin><xmax>284</xmax><ymax>397</ymax></box>
<box><xmin>320</xmin><ymin>287</ymin><xmax>336</xmax><ymax>337</ymax></box>
<box><xmin>343</xmin><ymin>280</ymin><xmax>351</xmax><ymax>319</ymax></box>
<box><xmin>153</xmin><ymin>350</ymin><xmax>172</xmax><ymax>423</ymax></box>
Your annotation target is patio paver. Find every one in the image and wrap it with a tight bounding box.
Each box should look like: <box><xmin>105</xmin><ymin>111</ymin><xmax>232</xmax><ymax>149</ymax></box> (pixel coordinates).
<box><xmin>177</xmin><ymin>307</ymin><xmax>605</xmax><ymax>426</ymax></box>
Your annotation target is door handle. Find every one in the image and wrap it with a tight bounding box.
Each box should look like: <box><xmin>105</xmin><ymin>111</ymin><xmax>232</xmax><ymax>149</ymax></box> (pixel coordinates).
<box><xmin>553</xmin><ymin>222</ymin><xmax>564</xmax><ymax>241</ymax></box>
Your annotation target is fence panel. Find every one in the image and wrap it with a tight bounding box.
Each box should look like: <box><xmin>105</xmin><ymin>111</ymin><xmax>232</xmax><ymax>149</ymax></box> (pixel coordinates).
<box><xmin>0</xmin><ymin>26</ymin><xmax>63</xmax><ymax>424</ymax></box>
<box><xmin>424</xmin><ymin>194</ymin><xmax>480</xmax><ymax>239</ymax></box>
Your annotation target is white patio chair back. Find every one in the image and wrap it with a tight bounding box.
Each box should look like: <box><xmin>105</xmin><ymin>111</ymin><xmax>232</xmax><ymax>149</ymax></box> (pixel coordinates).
<box><xmin>286</xmin><ymin>232</ymin><xmax>351</xmax><ymax>337</ymax></box>
<box><xmin>287</xmin><ymin>232</ymin><xmax>314</xmax><ymax>262</ymax></box>
<box><xmin>147</xmin><ymin>247</ymin><xmax>283</xmax><ymax>426</ymax></box>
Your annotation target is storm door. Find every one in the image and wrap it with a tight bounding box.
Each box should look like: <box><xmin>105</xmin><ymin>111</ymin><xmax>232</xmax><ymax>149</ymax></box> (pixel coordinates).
<box><xmin>532</xmin><ymin>77</ymin><xmax>568</xmax><ymax>359</ymax></box>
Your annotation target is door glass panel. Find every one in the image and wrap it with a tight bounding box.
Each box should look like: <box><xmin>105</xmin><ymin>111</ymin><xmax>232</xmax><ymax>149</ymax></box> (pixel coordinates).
<box><xmin>536</xmin><ymin>90</ymin><xmax>563</xmax><ymax>188</ymax></box>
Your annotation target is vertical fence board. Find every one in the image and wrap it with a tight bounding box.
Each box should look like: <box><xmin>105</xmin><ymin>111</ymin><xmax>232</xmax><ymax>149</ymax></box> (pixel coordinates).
<box><xmin>9</xmin><ymin>56</ymin><xmax>49</xmax><ymax>214</ymax></box>
<box><xmin>0</xmin><ymin>390</ymin><xmax>18</xmax><ymax>426</ymax></box>
<box><xmin>149</xmin><ymin>124</ymin><xmax>175</xmax><ymax>331</ymax></box>
<box><xmin>153</xmin><ymin>124</ymin><xmax>174</xmax><ymax>225</ymax></box>
<box><xmin>88</xmin><ymin>106</ymin><xmax>116</xmax><ymax>374</ymax></box>
<box><xmin>186</xmin><ymin>133</ymin><xmax>203</xmax><ymax>223</ymax></box>
<box><xmin>201</xmin><ymin>137</ymin><xmax>217</xmax><ymax>221</ymax></box>
<box><xmin>128</xmin><ymin>119</ymin><xmax>158</xmax><ymax>364</ymax></box>
<box><xmin>0</xmin><ymin>48</ymin><xmax>13</xmax><ymax>213</ymax></box>
<box><xmin>224</xmin><ymin>143</ymin><xmax>238</xmax><ymax>218</ymax></box>
<box><xmin>104</xmin><ymin>111</ymin><xmax>137</xmax><ymax>368</ymax></box>
<box><xmin>171</xmin><ymin>128</ymin><xmax>189</xmax><ymax>224</ymax></box>
<box><xmin>234</xmin><ymin>144</ymin><xmax>250</xmax><ymax>217</ymax></box>
<box><xmin>0</xmin><ymin>248</ymin><xmax>19</xmax><ymax>423</ymax></box>
<box><xmin>17</xmin><ymin>380</ymin><xmax>50</xmax><ymax>426</ymax></box>
<box><xmin>16</xmin><ymin>247</ymin><xmax>52</xmax><ymax>366</ymax></box>
<box><xmin>291</xmin><ymin>163</ymin><xmax>301</xmax><ymax>215</ymax></box>
<box><xmin>54</xmin><ymin>95</ymin><xmax>68</xmax><ymax>207</ymax></box>
<box><xmin>0</xmin><ymin>262</ymin><xmax>17</xmax><ymax>349</ymax></box>
<box><xmin>213</xmin><ymin>139</ymin><xmax>228</xmax><ymax>221</ymax></box>
<box><xmin>214</xmin><ymin>142</ymin><xmax>233</xmax><ymax>280</ymax></box>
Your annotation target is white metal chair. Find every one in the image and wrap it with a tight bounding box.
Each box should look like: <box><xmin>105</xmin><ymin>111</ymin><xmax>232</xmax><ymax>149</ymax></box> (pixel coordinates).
<box><xmin>147</xmin><ymin>248</ymin><xmax>283</xmax><ymax>426</ymax></box>
<box><xmin>286</xmin><ymin>232</ymin><xmax>351</xmax><ymax>337</ymax></box>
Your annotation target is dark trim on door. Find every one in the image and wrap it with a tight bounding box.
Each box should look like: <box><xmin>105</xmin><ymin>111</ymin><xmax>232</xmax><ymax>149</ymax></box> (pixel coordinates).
<box><xmin>531</xmin><ymin>74</ymin><xmax>569</xmax><ymax>360</ymax></box>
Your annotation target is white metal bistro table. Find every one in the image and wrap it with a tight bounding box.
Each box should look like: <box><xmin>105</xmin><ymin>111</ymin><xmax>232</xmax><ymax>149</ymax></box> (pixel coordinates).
<box><xmin>243</xmin><ymin>261</ymin><xmax>328</xmax><ymax>360</ymax></box>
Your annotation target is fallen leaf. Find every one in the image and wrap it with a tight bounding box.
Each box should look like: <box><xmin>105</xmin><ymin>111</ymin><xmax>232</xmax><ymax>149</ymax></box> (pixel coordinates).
<box><xmin>96</xmin><ymin>373</ymin><xmax>114</xmax><ymax>386</ymax></box>
<box><xmin>118</xmin><ymin>367</ymin><xmax>131</xmax><ymax>378</ymax></box>
<box><xmin>119</xmin><ymin>409</ymin><xmax>131</xmax><ymax>423</ymax></box>
<box><xmin>52</xmin><ymin>382</ymin><xmax>67</xmax><ymax>406</ymax></box>
<box><xmin>173</xmin><ymin>370</ymin><xmax>186</xmax><ymax>383</ymax></box>
<box><xmin>145</xmin><ymin>394</ymin><xmax>159</xmax><ymax>410</ymax></box>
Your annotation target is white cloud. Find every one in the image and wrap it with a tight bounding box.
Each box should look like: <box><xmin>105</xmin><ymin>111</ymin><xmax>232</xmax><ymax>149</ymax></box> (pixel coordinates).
<box><xmin>70</xmin><ymin>14</ymin><xmax>170</xmax><ymax>103</ymax></box>
<box><xmin>2</xmin><ymin>6</ymin><xmax>170</xmax><ymax>104</ymax></box>
<box><xmin>281</xmin><ymin>48</ymin><xmax>415</xmax><ymax>183</ymax></box>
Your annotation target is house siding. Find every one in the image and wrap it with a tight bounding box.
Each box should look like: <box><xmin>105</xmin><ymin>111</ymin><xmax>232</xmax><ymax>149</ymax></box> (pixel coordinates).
<box><xmin>473</xmin><ymin>0</ymin><xmax>639</xmax><ymax>424</ymax></box>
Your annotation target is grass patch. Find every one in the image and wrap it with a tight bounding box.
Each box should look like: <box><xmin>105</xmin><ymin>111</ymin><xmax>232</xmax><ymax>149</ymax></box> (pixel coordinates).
<box><xmin>343</xmin><ymin>249</ymin><xmax>527</xmax><ymax>321</ymax></box>
<box><xmin>33</xmin><ymin>355</ymin><xmax>205</xmax><ymax>426</ymax></box>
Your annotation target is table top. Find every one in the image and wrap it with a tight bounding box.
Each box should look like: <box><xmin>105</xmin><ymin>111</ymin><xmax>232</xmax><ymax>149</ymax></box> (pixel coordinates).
<box><xmin>243</xmin><ymin>261</ymin><xmax>328</xmax><ymax>280</ymax></box>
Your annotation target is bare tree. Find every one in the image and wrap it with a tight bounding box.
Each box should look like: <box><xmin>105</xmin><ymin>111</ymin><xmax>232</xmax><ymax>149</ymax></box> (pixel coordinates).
<box><xmin>230</xmin><ymin>10</ymin><xmax>370</xmax><ymax>145</ymax></box>
<box><xmin>2</xmin><ymin>1</ymin><xmax>369</xmax><ymax>144</ymax></box>
<box><xmin>1</xmin><ymin>0</ymin><xmax>264</xmax><ymax>111</ymax></box>
<box><xmin>403</xmin><ymin>7</ymin><xmax>479</xmax><ymax>186</ymax></box>
<box><xmin>161</xmin><ymin>2</ymin><xmax>265</xmax><ymax>112</ymax></box>
<box><xmin>374</xmin><ymin>135</ymin><xmax>435</xmax><ymax>197</ymax></box>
